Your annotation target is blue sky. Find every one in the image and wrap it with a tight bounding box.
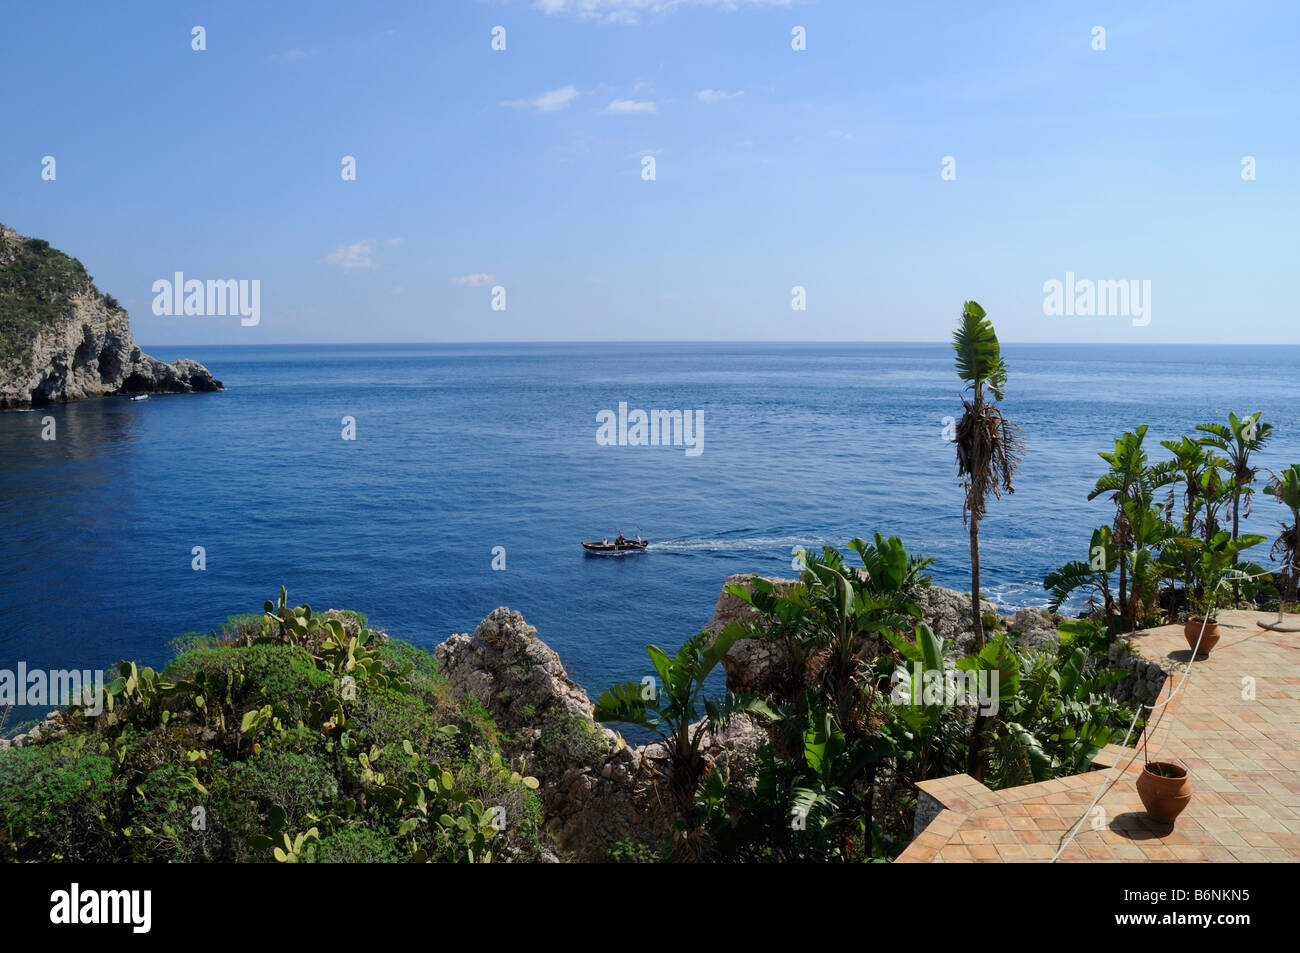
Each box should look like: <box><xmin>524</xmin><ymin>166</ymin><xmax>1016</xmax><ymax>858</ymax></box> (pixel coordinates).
<box><xmin>2</xmin><ymin>0</ymin><xmax>1297</xmax><ymax>345</ymax></box>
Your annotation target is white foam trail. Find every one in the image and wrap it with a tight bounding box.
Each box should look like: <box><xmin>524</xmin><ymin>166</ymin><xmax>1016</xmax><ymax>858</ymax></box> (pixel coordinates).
<box><xmin>649</xmin><ymin>535</ymin><xmax>833</xmax><ymax>554</ymax></box>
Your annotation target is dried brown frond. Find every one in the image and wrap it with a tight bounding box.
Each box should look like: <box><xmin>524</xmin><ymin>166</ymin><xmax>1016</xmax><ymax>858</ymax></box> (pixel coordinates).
<box><xmin>956</xmin><ymin>396</ymin><xmax>1024</xmax><ymax>526</ymax></box>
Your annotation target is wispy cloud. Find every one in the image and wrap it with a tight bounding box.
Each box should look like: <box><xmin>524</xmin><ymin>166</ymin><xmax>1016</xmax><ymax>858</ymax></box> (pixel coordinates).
<box><xmin>270</xmin><ymin>47</ymin><xmax>310</xmax><ymax>63</ymax></box>
<box><xmin>697</xmin><ymin>88</ymin><xmax>744</xmax><ymax>103</ymax></box>
<box><xmin>450</xmin><ymin>273</ymin><xmax>496</xmax><ymax>288</ymax></box>
<box><xmin>533</xmin><ymin>0</ymin><xmax>794</xmax><ymax>25</ymax></box>
<box><xmin>320</xmin><ymin>239</ymin><xmax>402</xmax><ymax>271</ymax></box>
<box><xmin>604</xmin><ymin>98</ymin><xmax>657</xmax><ymax>115</ymax></box>
<box><xmin>500</xmin><ymin>84</ymin><xmax>579</xmax><ymax>113</ymax></box>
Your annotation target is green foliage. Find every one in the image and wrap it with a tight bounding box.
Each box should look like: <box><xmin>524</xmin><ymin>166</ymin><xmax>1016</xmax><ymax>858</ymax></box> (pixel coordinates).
<box><xmin>607</xmin><ymin>838</ymin><xmax>661</xmax><ymax>863</ymax></box>
<box><xmin>691</xmin><ymin>534</ymin><xmax>1142</xmax><ymax>862</ymax></box>
<box><xmin>0</xmin><ymin>737</ymin><xmax>116</xmax><ymax>860</ymax></box>
<box><xmin>1265</xmin><ymin>465</ymin><xmax>1300</xmax><ymax>606</ymax></box>
<box><xmin>1070</xmin><ymin>418</ymin><xmax>1282</xmax><ymax>629</ymax></box>
<box><xmin>531</xmin><ymin>711</ymin><xmax>609</xmax><ymax>779</ymax></box>
<box><xmin>951</xmin><ymin>300</ymin><xmax>1006</xmax><ymax>400</ymax></box>
<box><xmin>0</xmin><ymin>588</ymin><xmax>545</xmax><ymax>863</ymax></box>
<box><xmin>0</xmin><ymin>234</ymin><xmax>102</xmax><ymax>370</ymax></box>
<box><xmin>1177</xmin><ymin>529</ymin><xmax>1267</xmax><ymax>619</ymax></box>
<box><xmin>977</xmin><ymin>641</ymin><xmax>1132</xmax><ymax>789</ymax></box>
<box><xmin>595</xmin><ymin>625</ymin><xmax>774</xmax><ymax>827</ymax></box>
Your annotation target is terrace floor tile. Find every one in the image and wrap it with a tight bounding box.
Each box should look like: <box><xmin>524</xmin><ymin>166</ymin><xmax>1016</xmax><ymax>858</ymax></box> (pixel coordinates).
<box><xmin>896</xmin><ymin>610</ymin><xmax>1300</xmax><ymax>864</ymax></box>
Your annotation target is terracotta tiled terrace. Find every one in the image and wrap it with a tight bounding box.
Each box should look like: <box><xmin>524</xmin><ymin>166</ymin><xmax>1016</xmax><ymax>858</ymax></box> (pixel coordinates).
<box><xmin>896</xmin><ymin>609</ymin><xmax>1300</xmax><ymax>863</ymax></box>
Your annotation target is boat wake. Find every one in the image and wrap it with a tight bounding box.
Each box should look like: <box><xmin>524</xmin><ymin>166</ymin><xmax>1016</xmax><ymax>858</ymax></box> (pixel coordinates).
<box><xmin>649</xmin><ymin>534</ymin><xmax>833</xmax><ymax>556</ymax></box>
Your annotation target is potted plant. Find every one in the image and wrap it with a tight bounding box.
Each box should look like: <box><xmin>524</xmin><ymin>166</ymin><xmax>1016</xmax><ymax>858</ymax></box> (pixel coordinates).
<box><xmin>1179</xmin><ymin>530</ymin><xmax>1266</xmax><ymax>656</ymax></box>
<box><xmin>1183</xmin><ymin>592</ymin><xmax>1221</xmax><ymax>656</ymax></box>
<box><xmin>1136</xmin><ymin>761</ymin><xmax>1192</xmax><ymax>823</ymax></box>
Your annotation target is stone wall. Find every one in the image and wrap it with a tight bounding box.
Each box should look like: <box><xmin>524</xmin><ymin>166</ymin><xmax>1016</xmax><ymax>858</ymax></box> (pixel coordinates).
<box><xmin>1104</xmin><ymin>639</ymin><xmax>1168</xmax><ymax>708</ymax></box>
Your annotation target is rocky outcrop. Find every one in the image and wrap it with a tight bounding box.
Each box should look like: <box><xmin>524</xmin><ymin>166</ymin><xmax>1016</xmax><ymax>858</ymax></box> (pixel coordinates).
<box><xmin>1003</xmin><ymin>607</ymin><xmax>1061</xmax><ymax>652</ymax></box>
<box><xmin>0</xmin><ymin>706</ymin><xmax>69</xmax><ymax>750</ymax></box>
<box><xmin>434</xmin><ymin>607</ymin><xmax>762</xmax><ymax>861</ymax></box>
<box><xmin>916</xmin><ymin>585</ymin><xmax>1001</xmax><ymax>652</ymax></box>
<box><xmin>705</xmin><ymin>573</ymin><xmax>794</xmax><ymax>695</ymax></box>
<box><xmin>0</xmin><ymin>222</ymin><xmax>222</xmax><ymax>409</ymax></box>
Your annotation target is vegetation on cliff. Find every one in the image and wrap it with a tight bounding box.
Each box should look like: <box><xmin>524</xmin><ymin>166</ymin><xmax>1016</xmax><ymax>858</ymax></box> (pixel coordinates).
<box><xmin>0</xmin><ymin>222</ymin><xmax>221</xmax><ymax>408</ymax></box>
<box><xmin>0</xmin><ymin>589</ymin><xmax>546</xmax><ymax>863</ymax></box>
<box><xmin>0</xmin><ymin>232</ymin><xmax>111</xmax><ymax>371</ymax></box>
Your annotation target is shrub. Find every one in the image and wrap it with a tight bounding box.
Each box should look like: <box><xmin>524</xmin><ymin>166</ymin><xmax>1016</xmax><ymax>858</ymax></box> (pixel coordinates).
<box><xmin>309</xmin><ymin>826</ymin><xmax>402</xmax><ymax>863</ymax></box>
<box><xmin>0</xmin><ymin>738</ymin><xmax>117</xmax><ymax>860</ymax></box>
<box><xmin>0</xmin><ymin>588</ymin><xmax>547</xmax><ymax>864</ymax></box>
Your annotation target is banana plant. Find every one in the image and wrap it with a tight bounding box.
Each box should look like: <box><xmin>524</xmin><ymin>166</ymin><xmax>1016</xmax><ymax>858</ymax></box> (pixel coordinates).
<box><xmin>1198</xmin><ymin>413</ymin><xmax>1272</xmax><ymax>601</ymax></box>
<box><xmin>1043</xmin><ymin>526</ymin><xmax>1119</xmax><ymax>636</ymax></box>
<box><xmin>1089</xmin><ymin>427</ymin><xmax>1172</xmax><ymax>630</ymax></box>
<box><xmin>789</xmin><ymin>703</ymin><xmax>896</xmax><ymax>861</ymax></box>
<box><xmin>1159</xmin><ymin>435</ymin><xmax>1224</xmax><ymax>537</ymax></box>
<box><xmin>1175</xmin><ymin>529</ymin><xmax>1268</xmax><ymax>621</ymax></box>
<box><xmin>954</xmin><ymin>630</ymin><xmax>1021</xmax><ymax>779</ymax></box>
<box><xmin>884</xmin><ymin>623</ymin><xmax>960</xmax><ymax>782</ymax></box>
<box><xmin>980</xmin><ymin>644</ymin><xmax>1128</xmax><ymax>788</ymax></box>
<box><xmin>723</xmin><ymin>574</ymin><xmax>816</xmax><ymax>703</ymax></box>
<box><xmin>1265</xmin><ymin>465</ymin><xmax>1300</xmax><ymax>610</ymax></box>
<box><xmin>1123</xmin><ymin>495</ymin><xmax>1185</xmax><ymax>629</ymax></box>
<box><xmin>594</xmin><ymin>624</ymin><xmax>776</xmax><ymax>819</ymax></box>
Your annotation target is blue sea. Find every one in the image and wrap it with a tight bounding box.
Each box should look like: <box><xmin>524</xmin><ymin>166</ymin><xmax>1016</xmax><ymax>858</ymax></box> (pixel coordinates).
<box><xmin>3</xmin><ymin>343</ymin><xmax>1299</xmax><ymax>724</ymax></box>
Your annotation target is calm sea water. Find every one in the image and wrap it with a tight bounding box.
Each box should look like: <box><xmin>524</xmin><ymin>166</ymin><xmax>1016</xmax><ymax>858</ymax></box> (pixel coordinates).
<box><xmin>3</xmin><ymin>343</ymin><xmax>1299</xmax><ymax>720</ymax></box>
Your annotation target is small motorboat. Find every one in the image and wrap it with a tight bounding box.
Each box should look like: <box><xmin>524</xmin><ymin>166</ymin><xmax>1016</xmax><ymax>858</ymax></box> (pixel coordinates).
<box><xmin>582</xmin><ymin>534</ymin><xmax>649</xmax><ymax>555</ymax></box>
<box><xmin>129</xmin><ymin>394</ymin><xmax>149</xmax><ymax>401</ymax></box>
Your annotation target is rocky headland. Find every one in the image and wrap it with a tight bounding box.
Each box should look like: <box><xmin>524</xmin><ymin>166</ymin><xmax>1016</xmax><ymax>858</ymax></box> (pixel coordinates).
<box><xmin>0</xmin><ymin>222</ymin><xmax>221</xmax><ymax>409</ymax></box>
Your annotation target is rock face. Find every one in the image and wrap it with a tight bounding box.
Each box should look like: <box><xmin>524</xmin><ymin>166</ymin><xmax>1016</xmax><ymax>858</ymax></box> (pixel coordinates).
<box><xmin>916</xmin><ymin>585</ymin><xmax>1001</xmax><ymax>652</ymax></box>
<box><xmin>706</xmin><ymin>573</ymin><xmax>795</xmax><ymax>696</ymax></box>
<box><xmin>435</xmin><ymin>607</ymin><xmax>762</xmax><ymax>860</ymax></box>
<box><xmin>0</xmin><ymin>707</ymin><xmax>68</xmax><ymax>750</ymax></box>
<box><xmin>1002</xmin><ymin>607</ymin><xmax>1061</xmax><ymax>652</ymax></box>
<box><xmin>0</xmin><ymin>222</ymin><xmax>221</xmax><ymax>409</ymax></box>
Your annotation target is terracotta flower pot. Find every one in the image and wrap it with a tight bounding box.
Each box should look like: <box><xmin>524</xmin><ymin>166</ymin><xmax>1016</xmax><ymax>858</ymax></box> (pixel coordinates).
<box><xmin>1184</xmin><ymin>619</ymin><xmax>1220</xmax><ymax>656</ymax></box>
<box><xmin>1136</xmin><ymin>762</ymin><xmax>1191</xmax><ymax>823</ymax></box>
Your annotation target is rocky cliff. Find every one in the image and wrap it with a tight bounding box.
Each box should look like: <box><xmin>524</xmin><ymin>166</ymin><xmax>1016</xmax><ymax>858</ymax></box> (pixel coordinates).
<box><xmin>0</xmin><ymin>222</ymin><xmax>221</xmax><ymax>409</ymax></box>
<box><xmin>433</xmin><ymin>607</ymin><xmax>762</xmax><ymax>860</ymax></box>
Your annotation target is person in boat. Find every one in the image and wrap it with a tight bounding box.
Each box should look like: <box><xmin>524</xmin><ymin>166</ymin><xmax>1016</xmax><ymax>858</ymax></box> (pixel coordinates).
<box><xmin>602</xmin><ymin>537</ymin><xmax>609</xmax><ymax>545</ymax></box>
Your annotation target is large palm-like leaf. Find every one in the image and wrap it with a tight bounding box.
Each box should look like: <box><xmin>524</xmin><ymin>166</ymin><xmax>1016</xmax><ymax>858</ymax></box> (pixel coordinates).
<box><xmin>1197</xmin><ymin>412</ymin><xmax>1273</xmax><ymax>522</ymax></box>
<box><xmin>951</xmin><ymin>300</ymin><xmax>1006</xmax><ymax>399</ymax></box>
<box><xmin>1264</xmin><ymin>466</ymin><xmax>1300</xmax><ymax>607</ymax></box>
<box><xmin>1043</xmin><ymin>525</ymin><xmax>1119</xmax><ymax>615</ymax></box>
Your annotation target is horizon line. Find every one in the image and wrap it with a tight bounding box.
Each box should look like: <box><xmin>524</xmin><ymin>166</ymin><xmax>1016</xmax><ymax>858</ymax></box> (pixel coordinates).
<box><xmin>137</xmin><ymin>339</ymin><xmax>1300</xmax><ymax>348</ymax></box>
